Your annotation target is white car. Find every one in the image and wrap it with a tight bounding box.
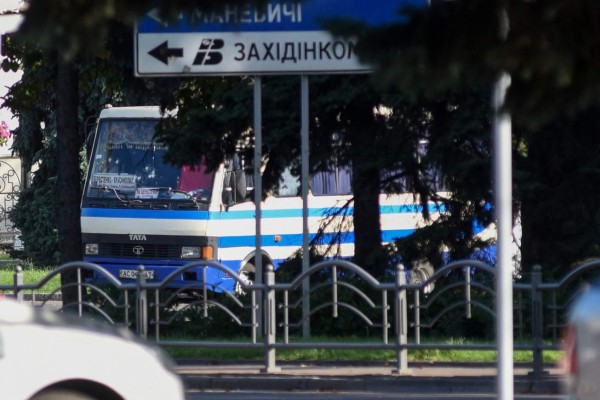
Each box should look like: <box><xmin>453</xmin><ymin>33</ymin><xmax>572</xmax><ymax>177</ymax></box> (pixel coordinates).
<box><xmin>0</xmin><ymin>299</ymin><xmax>185</xmax><ymax>400</ymax></box>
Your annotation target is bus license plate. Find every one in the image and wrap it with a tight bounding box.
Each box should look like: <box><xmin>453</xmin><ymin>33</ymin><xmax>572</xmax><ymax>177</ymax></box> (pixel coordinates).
<box><xmin>119</xmin><ymin>269</ymin><xmax>155</xmax><ymax>280</ymax></box>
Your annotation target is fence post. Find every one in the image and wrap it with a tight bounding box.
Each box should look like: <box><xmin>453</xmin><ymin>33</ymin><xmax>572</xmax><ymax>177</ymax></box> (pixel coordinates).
<box><xmin>530</xmin><ymin>264</ymin><xmax>544</xmax><ymax>377</ymax></box>
<box><xmin>414</xmin><ymin>290</ymin><xmax>421</xmax><ymax>344</ymax></box>
<box><xmin>77</xmin><ymin>267</ymin><xmax>83</xmax><ymax>317</ymax></box>
<box><xmin>13</xmin><ymin>264</ymin><xmax>23</xmax><ymax>302</ymax></box>
<box><xmin>262</xmin><ymin>263</ymin><xmax>281</xmax><ymax>373</ymax></box>
<box><xmin>393</xmin><ymin>264</ymin><xmax>408</xmax><ymax>374</ymax></box>
<box><xmin>465</xmin><ymin>266</ymin><xmax>472</xmax><ymax>319</ymax></box>
<box><xmin>136</xmin><ymin>265</ymin><xmax>148</xmax><ymax>339</ymax></box>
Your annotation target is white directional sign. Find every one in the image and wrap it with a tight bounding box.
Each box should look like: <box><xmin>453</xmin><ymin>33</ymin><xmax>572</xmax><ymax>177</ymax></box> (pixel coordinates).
<box><xmin>135</xmin><ymin>0</ymin><xmax>427</xmax><ymax>77</ymax></box>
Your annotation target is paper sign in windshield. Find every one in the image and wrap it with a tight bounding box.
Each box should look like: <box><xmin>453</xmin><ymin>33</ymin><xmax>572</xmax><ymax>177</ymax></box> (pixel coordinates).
<box><xmin>92</xmin><ymin>174</ymin><xmax>136</xmax><ymax>190</ymax></box>
<box><xmin>135</xmin><ymin>188</ymin><xmax>159</xmax><ymax>199</ymax></box>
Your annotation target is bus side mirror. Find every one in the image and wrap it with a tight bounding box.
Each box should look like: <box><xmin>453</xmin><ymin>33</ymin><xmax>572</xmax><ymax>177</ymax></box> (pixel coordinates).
<box><xmin>85</xmin><ymin>130</ymin><xmax>95</xmax><ymax>160</ymax></box>
<box><xmin>222</xmin><ymin>171</ymin><xmax>234</xmax><ymax>207</ymax></box>
<box><xmin>84</xmin><ymin>115</ymin><xmax>97</xmax><ymax>160</ymax></box>
<box><xmin>234</xmin><ymin>169</ymin><xmax>246</xmax><ymax>201</ymax></box>
<box><xmin>222</xmin><ymin>170</ymin><xmax>247</xmax><ymax>208</ymax></box>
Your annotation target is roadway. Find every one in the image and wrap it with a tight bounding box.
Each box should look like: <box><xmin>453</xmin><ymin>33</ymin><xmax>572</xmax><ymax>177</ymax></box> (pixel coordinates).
<box><xmin>186</xmin><ymin>390</ymin><xmax>565</xmax><ymax>400</ymax></box>
<box><xmin>177</xmin><ymin>361</ymin><xmax>565</xmax><ymax>399</ymax></box>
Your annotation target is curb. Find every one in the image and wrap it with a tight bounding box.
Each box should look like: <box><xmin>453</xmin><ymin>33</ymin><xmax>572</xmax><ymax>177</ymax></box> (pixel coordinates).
<box><xmin>181</xmin><ymin>374</ymin><xmax>561</xmax><ymax>394</ymax></box>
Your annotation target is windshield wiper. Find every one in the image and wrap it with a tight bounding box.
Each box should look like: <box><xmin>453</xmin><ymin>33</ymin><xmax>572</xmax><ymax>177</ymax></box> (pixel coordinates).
<box><xmin>150</xmin><ymin>187</ymin><xmax>200</xmax><ymax>204</ymax></box>
<box><xmin>90</xmin><ymin>186</ymin><xmax>141</xmax><ymax>205</ymax></box>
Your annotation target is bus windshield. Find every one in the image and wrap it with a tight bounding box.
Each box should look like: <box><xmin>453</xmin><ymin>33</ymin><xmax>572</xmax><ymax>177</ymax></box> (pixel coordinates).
<box><xmin>85</xmin><ymin>118</ymin><xmax>213</xmax><ymax>202</ymax></box>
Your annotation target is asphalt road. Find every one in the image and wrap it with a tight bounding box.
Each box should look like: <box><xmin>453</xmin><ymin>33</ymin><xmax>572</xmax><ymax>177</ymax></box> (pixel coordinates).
<box><xmin>179</xmin><ymin>362</ymin><xmax>564</xmax><ymax>395</ymax></box>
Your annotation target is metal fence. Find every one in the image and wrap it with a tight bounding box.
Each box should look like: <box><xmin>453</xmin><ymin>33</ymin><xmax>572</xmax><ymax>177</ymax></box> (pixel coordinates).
<box><xmin>1</xmin><ymin>257</ymin><xmax>598</xmax><ymax>375</ymax></box>
<box><xmin>0</xmin><ymin>160</ymin><xmax>20</xmax><ymax>246</ymax></box>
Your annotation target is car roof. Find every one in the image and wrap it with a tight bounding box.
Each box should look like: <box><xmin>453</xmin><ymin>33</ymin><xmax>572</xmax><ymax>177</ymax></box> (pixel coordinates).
<box><xmin>0</xmin><ymin>299</ymin><xmax>137</xmax><ymax>341</ymax></box>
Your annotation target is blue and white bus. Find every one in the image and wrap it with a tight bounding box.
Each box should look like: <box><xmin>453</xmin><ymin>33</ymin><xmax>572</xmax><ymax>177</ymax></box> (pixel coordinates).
<box><xmin>81</xmin><ymin>106</ymin><xmax>450</xmax><ymax>292</ymax></box>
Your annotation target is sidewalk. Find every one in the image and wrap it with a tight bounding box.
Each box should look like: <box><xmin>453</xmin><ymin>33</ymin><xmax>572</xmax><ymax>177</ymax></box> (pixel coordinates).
<box><xmin>176</xmin><ymin>361</ymin><xmax>565</xmax><ymax>394</ymax></box>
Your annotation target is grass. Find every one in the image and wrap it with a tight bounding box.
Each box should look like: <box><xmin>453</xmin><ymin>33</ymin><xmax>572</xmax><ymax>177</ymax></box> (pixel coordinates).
<box><xmin>160</xmin><ymin>336</ymin><xmax>563</xmax><ymax>364</ymax></box>
<box><xmin>0</xmin><ymin>258</ymin><xmax>61</xmax><ymax>293</ymax></box>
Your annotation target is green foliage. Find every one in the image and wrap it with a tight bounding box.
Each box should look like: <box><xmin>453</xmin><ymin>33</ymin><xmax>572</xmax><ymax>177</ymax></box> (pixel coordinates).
<box><xmin>159</xmin><ymin>75</ymin><xmax>490</xmax><ymax>277</ymax></box>
<box><xmin>10</xmin><ymin>168</ymin><xmax>59</xmax><ymax>265</ymax></box>
<box><xmin>335</xmin><ymin>0</ymin><xmax>600</xmax><ymax>275</ymax></box>
<box><xmin>517</xmin><ymin>107</ymin><xmax>600</xmax><ymax>276</ymax></box>
<box><xmin>12</xmin><ymin>0</ymin><xmax>499</xmax><ymax>281</ymax></box>
<box><xmin>390</xmin><ymin>86</ymin><xmax>495</xmax><ymax>268</ymax></box>
<box><xmin>335</xmin><ymin>0</ymin><xmax>600</xmax><ymax>131</ymax></box>
<box><xmin>18</xmin><ymin>1</ymin><xmax>271</xmax><ymax>62</ymax></box>
<box><xmin>4</xmin><ymin>45</ymin><xmax>60</xmax><ymax>265</ymax></box>
<box><xmin>275</xmin><ymin>254</ymin><xmax>403</xmax><ymax>338</ymax></box>
<box><xmin>275</xmin><ymin>254</ymin><xmax>495</xmax><ymax>340</ymax></box>
<box><xmin>157</xmin><ymin>77</ymin><xmax>256</xmax><ymax>174</ymax></box>
<box><xmin>156</xmin><ymin>298</ymin><xmax>256</xmax><ymax>339</ymax></box>
<box><xmin>13</xmin><ymin>0</ymin><xmax>600</xmax><ymax>282</ymax></box>
<box><xmin>2</xmin><ymin>21</ymin><xmax>183</xmax><ymax>266</ymax></box>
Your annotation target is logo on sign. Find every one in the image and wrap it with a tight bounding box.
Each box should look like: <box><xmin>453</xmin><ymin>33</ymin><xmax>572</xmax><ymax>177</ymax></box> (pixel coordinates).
<box><xmin>132</xmin><ymin>246</ymin><xmax>145</xmax><ymax>256</ymax></box>
<box><xmin>193</xmin><ymin>39</ymin><xmax>224</xmax><ymax>66</ymax></box>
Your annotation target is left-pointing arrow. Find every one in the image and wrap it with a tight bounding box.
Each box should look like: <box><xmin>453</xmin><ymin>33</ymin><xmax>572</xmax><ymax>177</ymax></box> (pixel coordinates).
<box><xmin>148</xmin><ymin>41</ymin><xmax>183</xmax><ymax>65</ymax></box>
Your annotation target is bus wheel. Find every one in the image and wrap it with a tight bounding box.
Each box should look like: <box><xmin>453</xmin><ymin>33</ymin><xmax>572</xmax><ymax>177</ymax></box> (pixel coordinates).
<box><xmin>409</xmin><ymin>261</ymin><xmax>435</xmax><ymax>294</ymax></box>
<box><xmin>235</xmin><ymin>263</ymin><xmax>255</xmax><ymax>295</ymax></box>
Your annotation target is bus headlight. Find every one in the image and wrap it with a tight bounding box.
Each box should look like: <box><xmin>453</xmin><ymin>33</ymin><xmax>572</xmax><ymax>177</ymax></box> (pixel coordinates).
<box><xmin>85</xmin><ymin>243</ymin><xmax>99</xmax><ymax>255</ymax></box>
<box><xmin>181</xmin><ymin>246</ymin><xmax>213</xmax><ymax>260</ymax></box>
<box><xmin>181</xmin><ymin>247</ymin><xmax>200</xmax><ymax>259</ymax></box>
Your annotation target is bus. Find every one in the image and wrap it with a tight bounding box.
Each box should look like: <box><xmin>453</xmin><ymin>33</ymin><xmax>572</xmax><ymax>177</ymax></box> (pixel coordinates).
<box><xmin>81</xmin><ymin>106</ymin><xmax>449</xmax><ymax>292</ymax></box>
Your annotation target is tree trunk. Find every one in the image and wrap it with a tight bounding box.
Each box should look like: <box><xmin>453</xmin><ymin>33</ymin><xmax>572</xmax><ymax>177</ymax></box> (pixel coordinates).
<box><xmin>56</xmin><ymin>59</ymin><xmax>83</xmax><ymax>305</ymax></box>
<box><xmin>351</xmin><ymin>160</ymin><xmax>385</xmax><ymax>277</ymax></box>
<box><xmin>347</xmin><ymin>101</ymin><xmax>385</xmax><ymax>278</ymax></box>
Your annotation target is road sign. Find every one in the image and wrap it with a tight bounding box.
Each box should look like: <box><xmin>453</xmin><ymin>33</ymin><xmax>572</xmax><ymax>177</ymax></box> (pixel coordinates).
<box><xmin>135</xmin><ymin>0</ymin><xmax>427</xmax><ymax>77</ymax></box>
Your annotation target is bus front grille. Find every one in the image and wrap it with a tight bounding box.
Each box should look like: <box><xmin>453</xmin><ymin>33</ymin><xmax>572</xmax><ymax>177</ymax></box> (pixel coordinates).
<box><xmin>102</xmin><ymin>244</ymin><xmax>180</xmax><ymax>259</ymax></box>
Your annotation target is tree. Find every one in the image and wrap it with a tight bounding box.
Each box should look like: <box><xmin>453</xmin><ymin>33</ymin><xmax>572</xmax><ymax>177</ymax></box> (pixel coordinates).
<box><xmin>10</xmin><ymin>0</ymin><xmax>495</xmax><ymax>280</ymax></box>
<box><xmin>157</xmin><ymin>74</ymin><xmax>439</xmax><ymax>278</ymax></box>
<box><xmin>517</xmin><ymin>108</ymin><xmax>600</xmax><ymax>278</ymax></box>
<box><xmin>3</xmin><ymin>38</ymin><xmax>60</xmax><ymax>265</ymax></box>
<box><xmin>336</xmin><ymin>0</ymin><xmax>600</xmax><ymax>276</ymax></box>
<box><xmin>15</xmin><ymin>0</ymin><xmax>600</xmax><ymax>281</ymax></box>
<box><xmin>54</xmin><ymin>59</ymin><xmax>82</xmax><ymax>298</ymax></box>
<box><xmin>390</xmin><ymin>85</ymin><xmax>496</xmax><ymax>268</ymax></box>
<box><xmin>6</xmin><ymin>1</ymin><xmax>274</xmax><ymax>297</ymax></box>
<box><xmin>4</xmin><ymin>18</ymin><xmax>181</xmax><ymax>292</ymax></box>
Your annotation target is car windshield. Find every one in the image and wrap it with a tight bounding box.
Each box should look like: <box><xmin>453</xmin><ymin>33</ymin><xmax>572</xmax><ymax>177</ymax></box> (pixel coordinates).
<box><xmin>85</xmin><ymin>118</ymin><xmax>213</xmax><ymax>202</ymax></box>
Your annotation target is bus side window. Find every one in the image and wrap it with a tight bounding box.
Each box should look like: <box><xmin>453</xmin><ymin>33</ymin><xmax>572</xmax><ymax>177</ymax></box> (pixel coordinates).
<box><xmin>311</xmin><ymin>166</ymin><xmax>352</xmax><ymax>196</ymax></box>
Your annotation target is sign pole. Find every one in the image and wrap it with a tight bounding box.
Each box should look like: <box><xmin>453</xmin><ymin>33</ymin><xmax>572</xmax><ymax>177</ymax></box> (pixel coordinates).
<box><xmin>301</xmin><ymin>75</ymin><xmax>311</xmax><ymax>337</ymax></box>
<box><xmin>494</xmin><ymin>5</ymin><xmax>513</xmax><ymax>400</ymax></box>
<box><xmin>254</xmin><ymin>76</ymin><xmax>264</xmax><ymax>334</ymax></box>
<box><xmin>493</xmin><ymin>72</ymin><xmax>513</xmax><ymax>400</ymax></box>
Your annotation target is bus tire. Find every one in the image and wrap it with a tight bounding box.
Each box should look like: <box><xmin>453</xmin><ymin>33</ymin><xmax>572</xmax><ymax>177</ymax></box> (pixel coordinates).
<box><xmin>409</xmin><ymin>262</ymin><xmax>435</xmax><ymax>294</ymax></box>
<box><xmin>235</xmin><ymin>263</ymin><xmax>255</xmax><ymax>295</ymax></box>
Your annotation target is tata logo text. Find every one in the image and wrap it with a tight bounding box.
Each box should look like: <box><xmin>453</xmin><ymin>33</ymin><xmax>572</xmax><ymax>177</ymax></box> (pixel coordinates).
<box><xmin>129</xmin><ymin>234</ymin><xmax>147</xmax><ymax>241</ymax></box>
<box><xmin>132</xmin><ymin>246</ymin><xmax>145</xmax><ymax>256</ymax></box>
